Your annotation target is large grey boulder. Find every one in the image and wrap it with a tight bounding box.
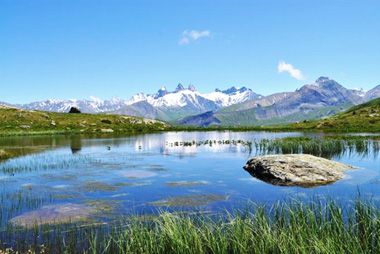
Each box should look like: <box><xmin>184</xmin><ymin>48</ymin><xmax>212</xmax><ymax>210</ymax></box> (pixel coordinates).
<box><xmin>244</xmin><ymin>154</ymin><xmax>356</xmax><ymax>187</ymax></box>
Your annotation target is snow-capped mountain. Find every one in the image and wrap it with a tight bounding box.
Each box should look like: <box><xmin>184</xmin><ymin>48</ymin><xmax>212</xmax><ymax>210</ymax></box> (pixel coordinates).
<box><xmin>18</xmin><ymin>97</ymin><xmax>128</xmax><ymax>113</ymax></box>
<box><xmin>120</xmin><ymin>83</ymin><xmax>261</xmax><ymax>120</ymax></box>
<box><xmin>204</xmin><ymin>87</ymin><xmax>261</xmax><ymax>107</ymax></box>
<box><xmin>11</xmin><ymin>83</ymin><xmax>261</xmax><ymax>120</ymax></box>
<box><xmin>8</xmin><ymin>77</ymin><xmax>379</xmax><ymax>125</ymax></box>
<box><xmin>177</xmin><ymin>77</ymin><xmax>379</xmax><ymax>127</ymax></box>
<box><xmin>350</xmin><ymin>88</ymin><xmax>367</xmax><ymax>98</ymax></box>
<box><xmin>124</xmin><ymin>83</ymin><xmax>260</xmax><ymax>109</ymax></box>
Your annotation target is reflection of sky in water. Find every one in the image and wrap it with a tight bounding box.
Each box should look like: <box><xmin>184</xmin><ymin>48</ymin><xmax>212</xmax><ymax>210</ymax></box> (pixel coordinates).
<box><xmin>1</xmin><ymin>131</ymin><xmax>380</xmax><ymax>225</ymax></box>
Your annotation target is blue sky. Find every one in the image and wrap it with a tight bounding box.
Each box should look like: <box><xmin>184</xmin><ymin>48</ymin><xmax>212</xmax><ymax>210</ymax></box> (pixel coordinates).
<box><xmin>1</xmin><ymin>0</ymin><xmax>379</xmax><ymax>103</ymax></box>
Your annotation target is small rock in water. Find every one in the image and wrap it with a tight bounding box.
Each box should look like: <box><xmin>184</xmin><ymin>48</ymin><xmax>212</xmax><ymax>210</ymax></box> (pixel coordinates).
<box><xmin>244</xmin><ymin>154</ymin><xmax>356</xmax><ymax>187</ymax></box>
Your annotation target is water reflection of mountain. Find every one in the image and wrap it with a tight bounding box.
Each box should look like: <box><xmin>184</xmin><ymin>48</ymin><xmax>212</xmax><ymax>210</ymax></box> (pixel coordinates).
<box><xmin>131</xmin><ymin>131</ymin><xmax>303</xmax><ymax>155</ymax></box>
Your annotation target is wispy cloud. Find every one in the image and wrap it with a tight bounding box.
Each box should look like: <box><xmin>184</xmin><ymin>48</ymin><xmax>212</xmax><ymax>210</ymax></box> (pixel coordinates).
<box><xmin>278</xmin><ymin>61</ymin><xmax>304</xmax><ymax>80</ymax></box>
<box><xmin>179</xmin><ymin>30</ymin><xmax>211</xmax><ymax>45</ymax></box>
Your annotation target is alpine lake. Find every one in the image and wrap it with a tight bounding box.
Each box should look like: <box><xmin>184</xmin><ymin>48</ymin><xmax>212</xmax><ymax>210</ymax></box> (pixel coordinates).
<box><xmin>1</xmin><ymin>131</ymin><xmax>380</xmax><ymax>250</ymax></box>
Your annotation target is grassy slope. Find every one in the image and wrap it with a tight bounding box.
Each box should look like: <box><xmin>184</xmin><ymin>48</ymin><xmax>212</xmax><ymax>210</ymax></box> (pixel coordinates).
<box><xmin>172</xmin><ymin>98</ymin><xmax>380</xmax><ymax>132</ymax></box>
<box><xmin>215</xmin><ymin>104</ymin><xmax>352</xmax><ymax>126</ymax></box>
<box><xmin>1</xmin><ymin>97</ymin><xmax>380</xmax><ymax>136</ymax></box>
<box><xmin>0</xmin><ymin>106</ymin><xmax>170</xmax><ymax>136</ymax></box>
<box><xmin>280</xmin><ymin>97</ymin><xmax>380</xmax><ymax>132</ymax></box>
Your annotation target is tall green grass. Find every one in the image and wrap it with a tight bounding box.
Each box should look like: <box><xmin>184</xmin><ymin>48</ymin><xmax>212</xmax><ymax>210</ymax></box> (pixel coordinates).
<box><xmin>255</xmin><ymin>137</ymin><xmax>380</xmax><ymax>159</ymax></box>
<box><xmin>165</xmin><ymin>137</ymin><xmax>380</xmax><ymax>159</ymax></box>
<box><xmin>1</xmin><ymin>198</ymin><xmax>379</xmax><ymax>253</ymax></box>
<box><xmin>0</xmin><ymin>153</ymin><xmax>99</xmax><ymax>174</ymax></box>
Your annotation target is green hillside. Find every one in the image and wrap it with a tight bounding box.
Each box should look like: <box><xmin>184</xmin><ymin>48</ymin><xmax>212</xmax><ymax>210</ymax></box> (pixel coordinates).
<box><xmin>0</xmin><ymin>106</ymin><xmax>170</xmax><ymax>136</ymax></box>
<box><xmin>283</xmin><ymin>97</ymin><xmax>380</xmax><ymax>131</ymax></box>
<box><xmin>216</xmin><ymin>104</ymin><xmax>351</xmax><ymax>126</ymax></box>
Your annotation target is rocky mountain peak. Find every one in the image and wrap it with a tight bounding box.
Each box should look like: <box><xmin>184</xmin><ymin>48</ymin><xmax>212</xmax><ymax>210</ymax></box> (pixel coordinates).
<box><xmin>175</xmin><ymin>83</ymin><xmax>185</xmax><ymax>92</ymax></box>
<box><xmin>219</xmin><ymin>86</ymin><xmax>250</xmax><ymax>95</ymax></box>
<box><xmin>298</xmin><ymin>77</ymin><xmax>341</xmax><ymax>91</ymax></box>
<box><xmin>316</xmin><ymin>76</ymin><xmax>331</xmax><ymax>83</ymax></box>
<box><xmin>188</xmin><ymin>84</ymin><xmax>196</xmax><ymax>92</ymax></box>
<box><xmin>154</xmin><ymin>87</ymin><xmax>168</xmax><ymax>99</ymax></box>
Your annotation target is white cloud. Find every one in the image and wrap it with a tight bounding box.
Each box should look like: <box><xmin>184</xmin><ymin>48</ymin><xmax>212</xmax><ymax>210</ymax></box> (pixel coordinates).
<box><xmin>179</xmin><ymin>30</ymin><xmax>211</xmax><ymax>45</ymax></box>
<box><xmin>278</xmin><ymin>61</ymin><xmax>304</xmax><ymax>80</ymax></box>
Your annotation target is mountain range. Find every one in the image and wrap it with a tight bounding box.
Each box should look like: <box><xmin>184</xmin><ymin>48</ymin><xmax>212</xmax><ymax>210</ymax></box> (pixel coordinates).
<box><xmin>178</xmin><ymin>77</ymin><xmax>380</xmax><ymax>126</ymax></box>
<box><xmin>1</xmin><ymin>77</ymin><xmax>379</xmax><ymax>126</ymax></box>
<box><xmin>2</xmin><ymin>84</ymin><xmax>261</xmax><ymax>122</ymax></box>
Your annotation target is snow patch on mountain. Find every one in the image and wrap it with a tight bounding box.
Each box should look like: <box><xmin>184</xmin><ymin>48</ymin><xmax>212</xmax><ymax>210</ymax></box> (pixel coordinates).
<box><xmin>14</xmin><ymin>83</ymin><xmax>260</xmax><ymax>116</ymax></box>
<box><xmin>124</xmin><ymin>84</ymin><xmax>261</xmax><ymax>109</ymax></box>
<box><xmin>204</xmin><ymin>87</ymin><xmax>260</xmax><ymax>107</ymax></box>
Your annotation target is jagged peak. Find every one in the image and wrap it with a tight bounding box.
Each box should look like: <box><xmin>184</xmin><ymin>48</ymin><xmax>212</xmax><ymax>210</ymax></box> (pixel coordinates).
<box><xmin>155</xmin><ymin>86</ymin><xmax>168</xmax><ymax>99</ymax></box>
<box><xmin>215</xmin><ymin>86</ymin><xmax>250</xmax><ymax>95</ymax></box>
<box><xmin>175</xmin><ymin>83</ymin><xmax>185</xmax><ymax>92</ymax></box>
<box><xmin>188</xmin><ymin>84</ymin><xmax>196</xmax><ymax>92</ymax></box>
<box><xmin>110</xmin><ymin>96</ymin><xmax>123</xmax><ymax>103</ymax></box>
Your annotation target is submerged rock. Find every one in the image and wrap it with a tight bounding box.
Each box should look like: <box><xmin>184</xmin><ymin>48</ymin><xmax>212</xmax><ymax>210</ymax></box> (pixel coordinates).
<box><xmin>244</xmin><ymin>154</ymin><xmax>356</xmax><ymax>187</ymax></box>
<box><xmin>166</xmin><ymin>181</ymin><xmax>210</xmax><ymax>187</ymax></box>
<box><xmin>119</xmin><ymin>170</ymin><xmax>157</xmax><ymax>179</ymax></box>
<box><xmin>149</xmin><ymin>194</ymin><xmax>226</xmax><ymax>207</ymax></box>
<box><xmin>10</xmin><ymin>203</ymin><xmax>96</xmax><ymax>227</ymax></box>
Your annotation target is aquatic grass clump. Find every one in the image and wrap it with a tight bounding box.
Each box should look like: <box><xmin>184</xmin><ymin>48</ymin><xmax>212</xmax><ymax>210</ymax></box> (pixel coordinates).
<box><xmin>165</xmin><ymin>180</ymin><xmax>210</xmax><ymax>188</ymax></box>
<box><xmin>0</xmin><ymin>154</ymin><xmax>99</xmax><ymax>174</ymax></box>
<box><xmin>255</xmin><ymin>137</ymin><xmax>380</xmax><ymax>159</ymax></box>
<box><xmin>166</xmin><ymin>137</ymin><xmax>380</xmax><ymax>158</ymax></box>
<box><xmin>166</xmin><ymin>139</ymin><xmax>252</xmax><ymax>148</ymax></box>
<box><xmin>1</xmin><ymin>197</ymin><xmax>379</xmax><ymax>253</ymax></box>
<box><xmin>0</xmin><ymin>190</ymin><xmax>55</xmax><ymax>228</ymax></box>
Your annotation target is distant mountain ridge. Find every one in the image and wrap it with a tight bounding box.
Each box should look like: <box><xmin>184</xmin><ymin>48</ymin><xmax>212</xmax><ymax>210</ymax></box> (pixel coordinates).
<box><xmin>2</xmin><ymin>77</ymin><xmax>379</xmax><ymax>126</ymax></box>
<box><xmin>177</xmin><ymin>77</ymin><xmax>380</xmax><ymax>127</ymax></box>
<box><xmin>4</xmin><ymin>84</ymin><xmax>261</xmax><ymax>121</ymax></box>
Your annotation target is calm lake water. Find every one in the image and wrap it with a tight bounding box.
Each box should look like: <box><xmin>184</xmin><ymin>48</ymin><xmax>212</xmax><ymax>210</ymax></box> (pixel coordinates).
<box><xmin>1</xmin><ymin>131</ymin><xmax>380</xmax><ymax>226</ymax></box>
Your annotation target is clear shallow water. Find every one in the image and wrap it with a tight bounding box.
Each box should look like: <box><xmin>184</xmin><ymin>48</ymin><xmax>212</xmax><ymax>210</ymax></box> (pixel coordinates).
<box><xmin>1</xmin><ymin>131</ymin><xmax>380</xmax><ymax>226</ymax></box>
